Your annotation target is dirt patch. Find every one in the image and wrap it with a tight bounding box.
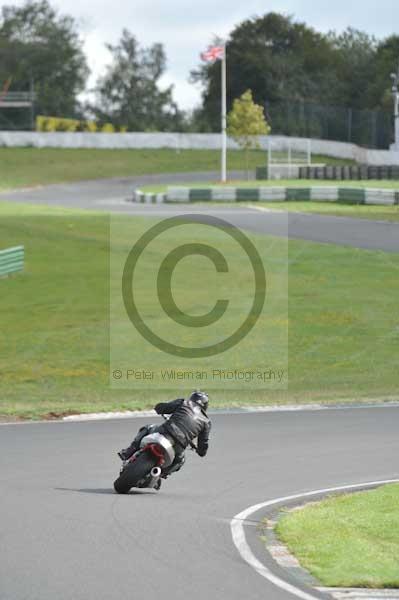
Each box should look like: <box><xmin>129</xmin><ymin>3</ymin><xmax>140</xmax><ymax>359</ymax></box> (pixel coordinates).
<box><xmin>0</xmin><ymin>410</ymin><xmax>80</xmax><ymax>423</ymax></box>
<box><xmin>42</xmin><ymin>411</ymin><xmax>78</xmax><ymax>420</ymax></box>
<box><xmin>0</xmin><ymin>415</ymin><xmax>27</xmax><ymax>423</ymax></box>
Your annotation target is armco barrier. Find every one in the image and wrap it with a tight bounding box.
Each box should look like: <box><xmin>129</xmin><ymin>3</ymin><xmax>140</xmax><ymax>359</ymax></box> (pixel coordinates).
<box><xmin>0</xmin><ymin>246</ymin><xmax>24</xmax><ymax>277</ymax></box>
<box><xmin>133</xmin><ymin>191</ymin><xmax>167</xmax><ymax>204</ymax></box>
<box><xmin>131</xmin><ymin>187</ymin><xmax>399</xmax><ymax>206</ymax></box>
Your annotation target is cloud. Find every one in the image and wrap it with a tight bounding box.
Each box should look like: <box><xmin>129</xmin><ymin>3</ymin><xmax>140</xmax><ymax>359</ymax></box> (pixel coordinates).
<box><xmin>2</xmin><ymin>0</ymin><xmax>399</xmax><ymax>109</ymax></box>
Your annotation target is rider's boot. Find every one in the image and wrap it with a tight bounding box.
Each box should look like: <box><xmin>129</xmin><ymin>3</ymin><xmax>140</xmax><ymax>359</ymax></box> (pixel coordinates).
<box><xmin>117</xmin><ymin>425</ymin><xmax>155</xmax><ymax>461</ymax></box>
<box><xmin>117</xmin><ymin>444</ymin><xmax>137</xmax><ymax>461</ymax></box>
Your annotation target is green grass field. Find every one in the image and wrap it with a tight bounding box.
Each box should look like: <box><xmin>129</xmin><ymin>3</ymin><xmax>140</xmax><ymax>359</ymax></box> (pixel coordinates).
<box><xmin>254</xmin><ymin>202</ymin><xmax>399</xmax><ymax>222</ymax></box>
<box><xmin>0</xmin><ymin>148</ymin><xmax>353</xmax><ymax>192</ymax></box>
<box><xmin>1</xmin><ymin>201</ymin><xmax>398</xmax><ymax>419</ymax></box>
<box><xmin>109</xmin><ymin>212</ymin><xmax>288</xmax><ymax>394</ymax></box>
<box><xmin>276</xmin><ymin>484</ymin><xmax>399</xmax><ymax>588</ymax></box>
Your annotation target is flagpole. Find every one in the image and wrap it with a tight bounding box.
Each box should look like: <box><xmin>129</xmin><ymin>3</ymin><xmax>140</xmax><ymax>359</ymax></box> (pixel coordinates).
<box><xmin>221</xmin><ymin>44</ymin><xmax>227</xmax><ymax>183</ymax></box>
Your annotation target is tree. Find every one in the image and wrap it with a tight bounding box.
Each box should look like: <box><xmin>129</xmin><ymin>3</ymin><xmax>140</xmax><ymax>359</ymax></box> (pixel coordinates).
<box><xmin>367</xmin><ymin>36</ymin><xmax>399</xmax><ymax>110</ymax></box>
<box><xmin>190</xmin><ymin>12</ymin><xmax>397</xmax><ymax>147</ymax></box>
<box><xmin>191</xmin><ymin>13</ymin><xmax>340</xmax><ymax>132</ymax></box>
<box><xmin>91</xmin><ymin>29</ymin><xmax>183</xmax><ymax>132</ymax></box>
<box><xmin>227</xmin><ymin>89</ymin><xmax>271</xmax><ymax>179</ymax></box>
<box><xmin>0</xmin><ymin>0</ymin><xmax>89</xmax><ymax>126</ymax></box>
<box><xmin>328</xmin><ymin>28</ymin><xmax>378</xmax><ymax>109</ymax></box>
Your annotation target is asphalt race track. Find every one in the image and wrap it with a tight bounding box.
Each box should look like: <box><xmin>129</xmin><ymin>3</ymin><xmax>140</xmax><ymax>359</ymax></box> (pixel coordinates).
<box><xmin>1</xmin><ymin>174</ymin><xmax>399</xmax><ymax>252</ymax></box>
<box><xmin>2</xmin><ymin>177</ymin><xmax>399</xmax><ymax>598</ymax></box>
<box><xmin>1</xmin><ymin>407</ymin><xmax>398</xmax><ymax>600</ymax></box>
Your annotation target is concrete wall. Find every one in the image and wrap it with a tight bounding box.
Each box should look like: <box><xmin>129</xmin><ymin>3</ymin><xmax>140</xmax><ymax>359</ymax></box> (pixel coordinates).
<box><xmin>2</xmin><ymin>131</ymin><xmax>399</xmax><ymax>165</ymax></box>
<box><xmin>0</xmin><ymin>131</ymin><xmax>233</xmax><ymax>150</ymax></box>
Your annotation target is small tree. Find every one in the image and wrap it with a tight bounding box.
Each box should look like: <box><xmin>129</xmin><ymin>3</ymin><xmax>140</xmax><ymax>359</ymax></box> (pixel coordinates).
<box><xmin>227</xmin><ymin>89</ymin><xmax>271</xmax><ymax>179</ymax></box>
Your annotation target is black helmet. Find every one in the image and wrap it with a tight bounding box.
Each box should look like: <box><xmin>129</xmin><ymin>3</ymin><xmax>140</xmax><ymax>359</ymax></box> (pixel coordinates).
<box><xmin>189</xmin><ymin>390</ymin><xmax>209</xmax><ymax>411</ymax></box>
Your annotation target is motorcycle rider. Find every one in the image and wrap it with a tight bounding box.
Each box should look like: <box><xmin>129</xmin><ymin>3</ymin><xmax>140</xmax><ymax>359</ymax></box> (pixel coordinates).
<box><xmin>118</xmin><ymin>391</ymin><xmax>211</xmax><ymax>480</ymax></box>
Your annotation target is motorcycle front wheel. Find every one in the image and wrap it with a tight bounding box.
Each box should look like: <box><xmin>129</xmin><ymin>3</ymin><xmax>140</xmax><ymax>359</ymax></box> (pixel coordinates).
<box><xmin>113</xmin><ymin>452</ymin><xmax>158</xmax><ymax>494</ymax></box>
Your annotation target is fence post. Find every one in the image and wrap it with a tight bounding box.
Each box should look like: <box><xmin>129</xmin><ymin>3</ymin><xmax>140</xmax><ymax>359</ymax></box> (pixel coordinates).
<box><xmin>348</xmin><ymin>108</ymin><xmax>353</xmax><ymax>143</ymax></box>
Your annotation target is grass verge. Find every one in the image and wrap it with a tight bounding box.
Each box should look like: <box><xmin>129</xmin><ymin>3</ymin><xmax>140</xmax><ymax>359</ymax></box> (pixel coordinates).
<box><xmin>0</xmin><ymin>148</ymin><xmax>353</xmax><ymax>192</ymax></box>
<box><xmin>1</xmin><ymin>201</ymin><xmax>398</xmax><ymax>419</ymax></box>
<box><xmin>253</xmin><ymin>202</ymin><xmax>399</xmax><ymax>222</ymax></box>
<box><xmin>276</xmin><ymin>484</ymin><xmax>399</xmax><ymax>588</ymax></box>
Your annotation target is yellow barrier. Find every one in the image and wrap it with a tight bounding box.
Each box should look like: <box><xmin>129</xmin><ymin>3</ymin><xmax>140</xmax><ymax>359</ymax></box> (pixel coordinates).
<box><xmin>36</xmin><ymin>116</ymin><xmax>127</xmax><ymax>133</ymax></box>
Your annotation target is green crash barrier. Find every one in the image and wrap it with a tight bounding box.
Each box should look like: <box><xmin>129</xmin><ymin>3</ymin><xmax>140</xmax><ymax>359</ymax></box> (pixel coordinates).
<box><xmin>236</xmin><ymin>188</ymin><xmax>261</xmax><ymax>201</ymax></box>
<box><xmin>338</xmin><ymin>188</ymin><xmax>365</xmax><ymax>204</ymax></box>
<box><xmin>133</xmin><ymin>186</ymin><xmax>398</xmax><ymax>206</ymax></box>
<box><xmin>286</xmin><ymin>188</ymin><xmax>311</xmax><ymax>201</ymax></box>
<box><xmin>0</xmin><ymin>246</ymin><xmax>24</xmax><ymax>277</ymax></box>
<box><xmin>189</xmin><ymin>189</ymin><xmax>212</xmax><ymax>202</ymax></box>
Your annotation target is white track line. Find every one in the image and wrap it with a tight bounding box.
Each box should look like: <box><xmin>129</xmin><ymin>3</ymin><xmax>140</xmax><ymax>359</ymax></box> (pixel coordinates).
<box><xmin>63</xmin><ymin>410</ymin><xmax>157</xmax><ymax>422</ymax></box>
<box><xmin>62</xmin><ymin>401</ymin><xmax>399</xmax><ymax>422</ymax></box>
<box><xmin>62</xmin><ymin>405</ymin><xmax>326</xmax><ymax>422</ymax></box>
<box><xmin>231</xmin><ymin>479</ymin><xmax>399</xmax><ymax>600</ymax></box>
<box><xmin>1</xmin><ymin>402</ymin><xmax>399</xmax><ymax>426</ymax></box>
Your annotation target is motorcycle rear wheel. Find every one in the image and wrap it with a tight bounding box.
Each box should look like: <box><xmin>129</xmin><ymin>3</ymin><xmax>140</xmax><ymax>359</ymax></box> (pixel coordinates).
<box><xmin>114</xmin><ymin>452</ymin><xmax>158</xmax><ymax>494</ymax></box>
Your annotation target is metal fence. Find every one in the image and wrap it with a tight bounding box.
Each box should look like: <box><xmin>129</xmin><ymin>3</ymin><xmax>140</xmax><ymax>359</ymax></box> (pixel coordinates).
<box><xmin>0</xmin><ymin>92</ymin><xmax>36</xmax><ymax>107</ymax></box>
<box><xmin>265</xmin><ymin>99</ymin><xmax>393</xmax><ymax>150</ymax></box>
<box><xmin>0</xmin><ymin>246</ymin><xmax>25</xmax><ymax>277</ymax></box>
<box><xmin>0</xmin><ymin>91</ymin><xmax>394</xmax><ymax>149</ymax></box>
<box><xmin>0</xmin><ymin>91</ymin><xmax>35</xmax><ymax>131</ymax></box>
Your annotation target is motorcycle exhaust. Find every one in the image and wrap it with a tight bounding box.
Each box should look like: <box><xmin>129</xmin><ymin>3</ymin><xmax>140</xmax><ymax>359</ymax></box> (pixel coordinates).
<box><xmin>147</xmin><ymin>467</ymin><xmax>162</xmax><ymax>488</ymax></box>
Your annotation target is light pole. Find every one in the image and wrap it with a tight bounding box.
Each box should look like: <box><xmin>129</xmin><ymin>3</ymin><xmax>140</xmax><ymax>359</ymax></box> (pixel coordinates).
<box><xmin>391</xmin><ymin>68</ymin><xmax>399</xmax><ymax>150</ymax></box>
<box><xmin>200</xmin><ymin>42</ymin><xmax>227</xmax><ymax>182</ymax></box>
<box><xmin>221</xmin><ymin>43</ymin><xmax>227</xmax><ymax>183</ymax></box>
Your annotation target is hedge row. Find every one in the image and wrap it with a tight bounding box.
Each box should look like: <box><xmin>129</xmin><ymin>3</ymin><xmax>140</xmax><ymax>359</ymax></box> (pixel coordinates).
<box><xmin>36</xmin><ymin>115</ymin><xmax>128</xmax><ymax>133</ymax></box>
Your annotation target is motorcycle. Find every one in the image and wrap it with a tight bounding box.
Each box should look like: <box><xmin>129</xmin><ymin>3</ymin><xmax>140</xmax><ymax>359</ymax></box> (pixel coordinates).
<box><xmin>113</xmin><ymin>416</ymin><xmax>197</xmax><ymax>494</ymax></box>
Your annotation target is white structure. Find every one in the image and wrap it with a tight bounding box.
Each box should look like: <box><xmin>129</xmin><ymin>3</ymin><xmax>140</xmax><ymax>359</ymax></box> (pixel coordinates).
<box><xmin>390</xmin><ymin>68</ymin><xmax>399</xmax><ymax>151</ymax></box>
<box><xmin>267</xmin><ymin>138</ymin><xmax>312</xmax><ymax>179</ymax></box>
<box><xmin>2</xmin><ymin>131</ymin><xmax>399</xmax><ymax>165</ymax></box>
<box><xmin>221</xmin><ymin>46</ymin><xmax>227</xmax><ymax>183</ymax></box>
<box><xmin>200</xmin><ymin>43</ymin><xmax>227</xmax><ymax>182</ymax></box>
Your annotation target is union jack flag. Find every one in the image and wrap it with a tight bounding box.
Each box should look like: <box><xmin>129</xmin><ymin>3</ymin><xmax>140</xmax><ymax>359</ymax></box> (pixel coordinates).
<box><xmin>200</xmin><ymin>45</ymin><xmax>225</xmax><ymax>63</ymax></box>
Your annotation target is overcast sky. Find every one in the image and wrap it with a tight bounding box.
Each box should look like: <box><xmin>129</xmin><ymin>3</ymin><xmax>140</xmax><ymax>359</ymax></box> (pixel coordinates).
<box><xmin>2</xmin><ymin>0</ymin><xmax>399</xmax><ymax>110</ymax></box>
